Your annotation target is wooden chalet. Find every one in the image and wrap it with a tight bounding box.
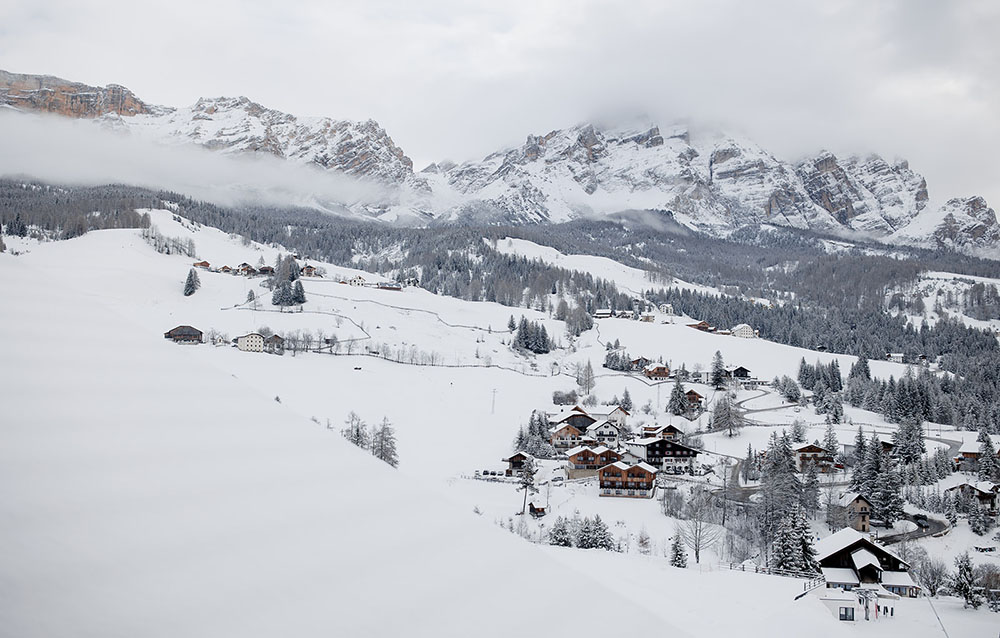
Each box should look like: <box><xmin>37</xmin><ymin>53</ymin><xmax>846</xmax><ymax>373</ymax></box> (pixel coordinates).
<box><xmin>220</xmin><ymin>265</ymin><xmax>233</xmax><ymax>273</ymax></box>
<box><xmin>528</xmin><ymin>501</ymin><xmax>547</xmax><ymax>518</ymax></box>
<box><xmin>640</xmin><ymin>424</ymin><xmax>683</xmax><ymax>441</ymax></box>
<box><xmin>643</xmin><ymin>364</ymin><xmax>670</xmax><ymax>380</ymax></box>
<box><xmin>549</xmin><ymin>408</ymin><xmax>598</xmax><ymax>432</ymax></box>
<box><xmin>954</xmin><ymin>437</ymin><xmax>1000</xmax><ymax>472</ymax></box>
<box><xmin>550</xmin><ymin>423</ymin><xmax>587</xmax><ymax>451</ymax></box>
<box><xmin>264</xmin><ymin>334</ymin><xmax>285</xmax><ymax>354</ymax></box>
<box><xmin>687</xmin><ymin>320</ymin><xmax>713</xmax><ymax>332</ymax></box>
<box><xmin>586</xmin><ymin>420</ymin><xmax>626</xmax><ymax>448</ymax></box>
<box><xmin>300</xmin><ymin>264</ymin><xmax>317</xmax><ymax>277</ymax></box>
<box><xmin>626</xmin><ymin>437</ymin><xmax>699</xmax><ymax>474</ymax></box>
<box><xmin>502</xmin><ymin>451</ymin><xmax>534</xmax><ymax>477</ymax></box>
<box><xmin>565</xmin><ymin>445</ymin><xmax>622</xmax><ymax>479</ymax></box>
<box><xmin>944</xmin><ymin>481</ymin><xmax>998</xmax><ymax>512</ymax></box>
<box><xmin>795</xmin><ymin>443</ymin><xmax>835</xmax><ymax>472</ymax></box>
<box><xmin>599</xmin><ymin>461</ymin><xmax>658</xmax><ymax>498</ymax></box>
<box><xmin>723</xmin><ymin>365</ymin><xmax>752</xmax><ymax>379</ymax></box>
<box><xmin>258</xmin><ymin>265</ymin><xmax>275</xmax><ymax>276</ymax></box>
<box><xmin>164</xmin><ymin>325</ymin><xmax>203</xmax><ymax>344</ymax></box>
<box><xmin>685</xmin><ymin>390</ymin><xmax>704</xmax><ymax>410</ymax></box>
<box><xmin>630</xmin><ymin>356</ymin><xmax>653</xmax><ymax>370</ymax></box>
<box><xmin>192</xmin><ymin>260</ymin><xmax>210</xmax><ymax>269</ymax></box>
<box><xmin>816</xmin><ymin>528</ymin><xmax>918</xmax><ymax>598</ymax></box>
<box><xmin>593</xmin><ymin>308</ymin><xmax>613</xmax><ymax>319</ymax></box>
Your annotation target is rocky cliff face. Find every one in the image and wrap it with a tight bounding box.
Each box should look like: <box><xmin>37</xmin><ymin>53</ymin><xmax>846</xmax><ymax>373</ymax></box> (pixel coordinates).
<box><xmin>0</xmin><ymin>70</ymin><xmax>151</xmax><ymax>118</ymax></box>
<box><xmin>892</xmin><ymin>196</ymin><xmax>1000</xmax><ymax>253</ymax></box>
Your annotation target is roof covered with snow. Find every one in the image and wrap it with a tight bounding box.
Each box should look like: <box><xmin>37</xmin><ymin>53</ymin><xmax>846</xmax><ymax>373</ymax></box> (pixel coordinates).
<box><xmin>821</xmin><ymin>567</ymin><xmax>859</xmax><ymax>585</ymax></box>
<box><xmin>814</xmin><ymin>528</ymin><xmax>905</xmax><ymax>566</ymax></box>
<box><xmin>880</xmin><ymin>570</ymin><xmax>916</xmax><ymax>588</ymax></box>
<box><xmin>851</xmin><ymin>548</ymin><xmax>881</xmax><ymax>572</ymax></box>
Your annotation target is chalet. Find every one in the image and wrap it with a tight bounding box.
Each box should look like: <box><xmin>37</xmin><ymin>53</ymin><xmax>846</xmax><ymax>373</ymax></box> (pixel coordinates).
<box><xmin>816</xmin><ymin>528</ymin><xmax>919</xmax><ymax>598</ymax></box>
<box><xmin>640</xmin><ymin>312</ymin><xmax>656</xmax><ymax>323</ymax></box>
<box><xmin>643</xmin><ymin>364</ymin><xmax>670</xmax><ymax>380</ymax></box>
<box><xmin>687</xmin><ymin>320</ymin><xmax>713</xmax><ymax>332</ymax></box>
<box><xmin>626</xmin><ymin>437</ymin><xmax>699</xmax><ymax>474</ymax></box>
<box><xmin>528</xmin><ymin>501</ymin><xmax>547</xmax><ymax>518</ymax></box>
<box><xmin>731</xmin><ymin>323</ymin><xmax>757</xmax><ymax>339</ymax></box>
<box><xmin>586</xmin><ymin>421</ymin><xmax>627</xmax><ymax>448</ymax></box>
<box><xmin>220</xmin><ymin>265</ymin><xmax>233</xmax><ymax>273</ymax></box>
<box><xmin>685</xmin><ymin>390</ymin><xmax>705</xmax><ymax>410</ymax></box>
<box><xmin>595</xmin><ymin>406</ymin><xmax>629</xmax><ymax>428</ymax></box>
<box><xmin>235</xmin><ymin>333</ymin><xmax>265</xmax><ymax>352</ymax></box>
<box><xmin>349</xmin><ymin>275</ymin><xmax>366</xmax><ymax>286</ymax></box>
<box><xmin>835</xmin><ymin>493</ymin><xmax>873</xmax><ymax>532</ymax></box>
<box><xmin>550</xmin><ymin>423</ymin><xmax>587</xmax><ymax>451</ymax></box>
<box><xmin>565</xmin><ymin>445</ymin><xmax>622</xmax><ymax>478</ymax></box>
<box><xmin>548</xmin><ymin>408</ymin><xmax>598</xmax><ymax>432</ymax></box>
<box><xmin>264</xmin><ymin>334</ymin><xmax>285</xmax><ymax>354</ymax></box>
<box><xmin>300</xmin><ymin>264</ymin><xmax>317</xmax><ymax>277</ymax></box>
<box><xmin>886</xmin><ymin>353</ymin><xmax>904</xmax><ymax>364</ymax></box>
<box><xmin>258</xmin><ymin>266</ymin><xmax>275</xmax><ymax>276</ymax></box>
<box><xmin>237</xmin><ymin>262</ymin><xmax>255</xmax><ymax>276</ymax></box>
<box><xmin>593</xmin><ymin>309</ymin><xmax>613</xmax><ymax>319</ymax></box>
<box><xmin>630</xmin><ymin>356</ymin><xmax>653</xmax><ymax>370</ymax></box>
<box><xmin>794</xmin><ymin>443</ymin><xmax>835</xmax><ymax>473</ymax></box>
<box><xmin>953</xmin><ymin>436</ymin><xmax>1000</xmax><ymax>472</ymax></box>
<box><xmin>944</xmin><ymin>481</ymin><xmax>999</xmax><ymax>511</ymax></box>
<box><xmin>502</xmin><ymin>451</ymin><xmax>534</xmax><ymax>477</ymax></box>
<box><xmin>617</xmin><ymin>310</ymin><xmax>635</xmax><ymax>319</ymax></box>
<box><xmin>723</xmin><ymin>365</ymin><xmax>752</xmax><ymax>379</ymax></box>
<box><xmin>640</xmin><ymin>424</ymin><xmax>683</xmax><ymax>441</ymax></box>
<box><xmin>193</xmin><ymin>260</ymin><xmax>210</xmax><ymax>269</ymax></box>
<box><xmin>599</xmin><ymin>461</ymin><xmax>658</xmax><ymax>498</ymax></box>
<box><xmin>164</xmin><ymin>325</ymin><xmax>203</xmax><ymax>344</ymax></box>
<box><xmin>658</xmin><ymin>303</ymin><xmax>674</xmax><ymax>315</ymax></box>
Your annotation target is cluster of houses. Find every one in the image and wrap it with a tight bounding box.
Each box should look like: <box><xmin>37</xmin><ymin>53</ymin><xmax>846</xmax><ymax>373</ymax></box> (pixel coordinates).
<box><xmin>686</xmin><ymin>320</ymin><xmax>759</xmax><ymax>339</ymax></box>
<box><xmin>814</xmin><ymin>527</ymin><xmax>920</xmax><ymax>623</ymax></box>
<box><xmin>593</xmin><ymin>303</ymin><xmax>674</xmax><ymax>322</ymax></box>
<box><xmin>505</xmin><ymin>405</ymin><xmax>704</xmax><ymax>500</ymax></box>
<box><xmin>193</xmin><ymin>260</ymin><xmax>283</xmax><ymax>277</ymax></box>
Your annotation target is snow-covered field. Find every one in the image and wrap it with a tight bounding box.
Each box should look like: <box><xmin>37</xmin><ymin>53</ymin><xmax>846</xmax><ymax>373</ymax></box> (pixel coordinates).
<box><xmin>2</xmin><ymin>217</ymin><xmax>998</xmax><ymax>636</ymax></box>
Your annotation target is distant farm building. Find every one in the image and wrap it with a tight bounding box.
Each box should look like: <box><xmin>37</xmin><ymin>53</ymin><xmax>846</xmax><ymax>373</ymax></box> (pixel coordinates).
<box><xmin>164</xmin><ymin>325</ymin><xmax>203</xmax><ymax>344</ymax></box>
<box><xmin>235</xmin><ymin>333</ymin><xmax>265</xmax><ymax>352</ymax></box>
<box><xmin>731</xmin><ymin>323</ymin><xmax>757</xmax><ymax>339</ymax></box>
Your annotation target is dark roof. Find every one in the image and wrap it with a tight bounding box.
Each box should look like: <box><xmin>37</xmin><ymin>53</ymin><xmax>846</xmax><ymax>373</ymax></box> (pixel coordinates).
<box><xmin>165</xmin><ymin>325</ymin><xmax>202</xmax><ymax>337</ymax></box>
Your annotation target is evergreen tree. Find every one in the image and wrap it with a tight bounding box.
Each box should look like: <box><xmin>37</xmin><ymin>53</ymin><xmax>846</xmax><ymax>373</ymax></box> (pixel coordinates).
<box><xmin>949</xmin><ymin>552</ymin><xmax>983</xmax><ymax>609</ymax></box>
<box><xmin>969</xmin><ymin>500</ymin><xmax>989</xmax><ymax>536</ymax></box>
<box><xmin>796</xmin><ymin>508</ymin><xmax>819</xmax><ymax>573</ymax></box>
<box><xmin>591</xmin><ymin>514</ymin><xmax>614</xmax><ymax>551</ymax></box>
<box><xmin>771</xmin><ymin>515</ymin><xmax>802</xmax><ymax>572</ymax></box>
<box><xmin>894</xmin><ymin>418</ymin><xmax>926</xmax><ymax>464</ymax></box>
<box><xmin>943</xmin><ymin>492</ymin><xmax>958</xmax><ymax>525</ymax></box>
<box><xmin>669</xmin><ymin>533</ymin><xmax>688</xmax><ymax>568</ymax></box>
<box><xmin>292</xmin><ymin>280</ymin><xmax>307</xmax><ymax>305</ymax></box>
<box><xmin>272</xmin><ymin>280</ymin><xmax>293</xmax><ymax>306</ymax></box>
<box><xmin>621</xmin><ymin>388</ymin><xmax>633</xmax><ymax>412</ymax></box>
<box><xmin>507</xmin><ymin>315</ymin><xmax>516</xmax><ymax>332</ymax></box>
<box><xmin>246</xmin><ymin>289</ymin><xmax>256</xmax><ymax>304</ymax></box>
<box><xmin>183</xmin><ymin>268</ymin><xmax>200</xmax><ymax>296</ymax></box>
<box><xmin>710</xmin><ymin>351</ymin><xmax>726</xmax><ymax>388</ymax></box>
<box><xmin>519</xmin><ymin>457</ymin><xmax>538</xmax><ymax>515</ymax></box>
<box><xmin>801</xmin><ymin>462</ymin><xmax>820</xmax><ymax>515</ymax></box>
<box><xmin>371</xmin><ymin>417</ymin><xmax>399</xmax><ymax>468</ymax></box>
<box><xmin>548</xmin><ymin>516</ymin><xmax>572</xmax><ymax>546</ymax></box>
<box><xmin>976</xmin><ymin>427</ymin><xmax>1000</xmax><ymax>481</ymax></box>
<box><xmin>822</xmin><ymin>422</ymin><xmax>839</xmax><ymax>459</ymax></box>
<box><xmin>711</xmin><ymin>392</ymin><xmax>744</xmax><ymax>438</ymax></box>
<box><xmin>871</xmin><ymin>455</ymin><xmax>904</xmax><ymax>525</ymax></box>
<box><xmin>667</xmin><ymin>376</ymin><xmax>689</xmax><ymax>416</ymax></box>
<box><xmin>849</xmin><ymin>355</ymin><xmax>871</xmax><ymax>381</ymax></box>
<box><xmin>790</xmin><ymin>419</ymin><xmax>807</xmax><ymax>443</ymax></box>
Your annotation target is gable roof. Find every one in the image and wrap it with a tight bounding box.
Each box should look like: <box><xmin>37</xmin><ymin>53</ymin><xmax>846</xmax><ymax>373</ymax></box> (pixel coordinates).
<box><xmin>837</xmin><ymin>492</ymin><xmax>871</xmax><ymax>508</ymax></box>
<box><xmin>602</xmin><ymin>461</ymin><xmax>657</xmax><ymax>474</ymax></box>
<box><xmin>795</xmin><ymin>443</ymin><xmax>829</xmax><ymax>454</ymax></box>
<box><xmin>815</xmin><ymin>528</ymin><xmax>906</xmax><ymax>567</ymax></box>
<box><xmin>958</xmin><ymin>436</ymin><xmax>1000</xmax><ymax>455</ymax></box>
<box><xmin>851</xmin><ymin>548</ymin><xmax>882</xmax><ymax>572</ymax></box>
<box><xmin>566</xmin><ymin>445</ymin><xmax>612</xmax><ymax>458</ymax></box>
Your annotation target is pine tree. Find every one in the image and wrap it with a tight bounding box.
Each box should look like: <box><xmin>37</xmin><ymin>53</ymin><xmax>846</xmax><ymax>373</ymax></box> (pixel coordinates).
<box><xmin>272</xmin><ymin>280</ymin><xmax>292</xmax><ymax>306</ymax></box>
<box><xmin>292</xmin><ymin>280</ymin><xmax>307</xmax><ymax>305</ymax></box>
<box><xmin>371</xmin><ymin>417</ymin><xmax>399</xmax><ymax>468</ymax></box>
<box><xmin>711</xmin><ymin>392</ymin><xmax>744</xmax><ymax>438</ymax></box>
<box><xmin>519</xmin><ymin>456</ymin><xmax>538</xmax><ymax>515</ymax></box>
<box><xmin>796</xmin><ymin>508</ymin><xmax>819</xmax><ymax>573</ymax></box>
<box><xmin>246</xmin><ymin>289</ymin><xmax>256</xmax><ymax>304</ymax></box>
<box><xmin>871</xmin><ymin>455</ymin><xmax>904</xmax><ymax>525</ymax></box>
<box><xmin>710</xmin><ymin>351</ymin><xmax>726</xmax><ymax>388</ymax></box>
<box><xmin>669</xmin><ymin>533</ymin><xmax>688</xmax><ymax>568</ymax></box>
<box><xmin>507</xmin><ymin>315</ymin><xmax>516</xmax><ymax>332</ymax></box>
<box><xmin>771</xmin><ymin>515</ymin><xmax>802</xmax><ymax>572</ymax></box>
<box><xmin>976</xmin><ymin>427</ymin><xmax>1000</xmax><ymax>481</ymax></box>
<box><xmin>591</xmin><ymin>514</ymin><xmax>614</xmax><ymax>551</ymax></box>
<box><xmin>849</xmin><ymin>355</ymin><xmax>871</xmax><ymax>380</ymax></box>
<box><xmin>822</xmin><ymin>422</ymin><xmax>839</xmax><ymax>459</ymax></box>
<box><xmin>621</xmin><ymin>388</ymin><xmax>633</xmax><ymax>412</ymax></box>
<box><xmin>667</xmin><ymin>376</ymin><xmax>688</xmax><ymax>416</ymax></box>
<box><xmin>548</xmin><ymin>517</ymin><xmax>572</xmax><ymax>546</ymax></box>
<box><xmin>801</xmin><ymin>462</ymin><xmax>820</xmax><ymax>515</ymax></box>
<box><xmin>183</xmin><ymin>268</ymin><xmax>200</xmax><ymax>296</ymax></box>
<box><xmin>944</xmin><ymin>493</ymin><xmax>958</xmax><ymax>525</ymax></box>
<box><xmin>950</xmin><ymin>552</ymin><xmax>983</xmax><ymax>609</ymax></box>
<box><xmin>849</xmin><ymin>427</ymin><xmax>868</xmax><ymax>490</ymax></box>
<box><xmin>790</xmin><ymin>419</ymin><xmax>807</xmax><ymax>443</ymax></box>
<box><xmin>969</xmin><ymin>500</ymin><xmax>989</xmax><ymax>536</ymax></box>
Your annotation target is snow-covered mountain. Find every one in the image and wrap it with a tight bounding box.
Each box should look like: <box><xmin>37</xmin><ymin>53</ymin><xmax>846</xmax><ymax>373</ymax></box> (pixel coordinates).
<box><xmin>3</xmin><ymin>69</ymin><xmax>998</xmax><ymax>253</ymax></box>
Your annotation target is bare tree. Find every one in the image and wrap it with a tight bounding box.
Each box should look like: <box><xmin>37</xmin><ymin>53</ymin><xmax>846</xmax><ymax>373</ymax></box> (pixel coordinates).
<box><xmin>676</xmin><ymin>488</ymin><xmax>724</xmax><ymax>563</ymax></box>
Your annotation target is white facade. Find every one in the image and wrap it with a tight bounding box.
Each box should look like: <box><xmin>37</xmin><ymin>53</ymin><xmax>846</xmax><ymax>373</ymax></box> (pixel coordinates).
<box><xmin>236</xmin><ymin>333</ymin><xmax>265</xmax><ymax>352</ymax></box>
<box><xmin>731</xmin><ymin>324</ymin><xmax>757</xmax><ymax>339</ymax></box>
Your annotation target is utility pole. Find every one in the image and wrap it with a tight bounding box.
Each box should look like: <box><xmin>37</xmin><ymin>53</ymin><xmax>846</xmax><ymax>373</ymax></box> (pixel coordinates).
<box><xmin>491</xmin><ymin>388</ymin><xmax>497</xmax><ymax>414</ymax></box>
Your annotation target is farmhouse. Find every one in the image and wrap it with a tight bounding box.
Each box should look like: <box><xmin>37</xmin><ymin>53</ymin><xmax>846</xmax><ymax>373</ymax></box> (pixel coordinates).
<box><xmin>886</xmin><ymin>353</ymin><xmax>904</xmax><ymax>364</ymax></box>
<box><xmin>258</xmin><ymin>265</ymin><xmax>275</xmax><ymax>275</ymax></box>
<box><xmin>164</xmin><ymin>325</ymin><xmax>203</xmax><ymax>344</ymax></box>
<box><xmin>816</xmin><ymin>528</ymin><xmax>919</xmax><ymax>598</ymax></box>
<box><xmin>953</xmin><ymin>436</ymin><xmax>1000</xmax><ymax>472</ymax></box>
<box><xmin>587</xmin><ymin>405</ymin><xmax>629</xmax><ymax>428</ymax></box>
<box><xmin>565</xmin><ymin>445</ymin><xmax>622</xmax><ymax>478</ymax></box>
<box><xmin>550</xmin><ymin>423</ymin><xmax>587</xmax><ymax>451</ymax></box>
<box><xmin>731</xmin><ymin>323</ymin><xmax>757</xmax><ymax>339</ymax></box>
<box><xmin>300</xmin><ymin>264</ymin><xmax>317</xmax><ymax>277</ymax></box>
<box><xmin>235</xmin><ymin>333</ymin><xmax>265</xmax><ymax>352</ymax></box>
<box><xmin>593</xmin><ymin>308</ymin><xmax>613</xmax><ymax>319</ymax></box>
<box><xmin>192</xmin><ymin>260</ymin><xmax>210</xmax><ymax>269</ymax></box>
<box><xmin>723</xmin><ymin>365</ymin><xmax>752</xmax><ymax>379</ymax></box>
<box><xmin>685</xmin><ymin>390</ymin><xmax>704</xmax><ymax>410</ymax></box>
<box><xmin>349</xmin><ymin>276</ymin><xmax>366</xmax><ymax>286</ymax></box>
<box><xmin>834</xmin><ymin>493</ymin><xmax>873</xmax><ymax>532</ymax></box>
<box><xmin>640</xmin><ymin>312</ymin><xmax>656</xmax><ymax>322</ymax></box>
<box><xmin>944</xmin><ymin>481</ymin><xmax>998</xmax><ymax>511</ymax></box>
<box><xmin>687</xmin><ymin>320</ymin><xmax>713</xmax><ymax>332</ymax></box>
<box><xmin>220</xmin><ymin>265</ymin><xmax>233</xmax><ymax>273</ymax></box>
<box><xmin>586</xmin><ymin>420</ymin><xmax>627</xmax><ymax>448</ymax></box>
<box><xmin>598</xmin><ymin>461</ymin><xmax>658</xmax><ymax>498</ymax></box>
<box><xmin>643</xmin><ymin>364</ymin><xmax>670</xmax><ymax>380</ymax></box>
<box><xmin>794</xmin><ymin>443</ymin><xmax>835</xmax><ymax>472</ymax></box>
<box><xmin>626</xmin><ymin>437</ymin><xmax>699</xmax><ymax>474</ymax></box>
<box><xmin>658</xmin><ymin>303</ymin><xmax>673</xmax><ymax>315</ymax></box>
<box><xmin>629</xmin><ymin>357</ymin><xmax>653</xmax><ymax>370</ymax></box>
<box><xmin>640</xmin><ymin>424</ymin><xmax>684</xmax><ymax>441</ymax></box>
<box><xmin>264</xmin><ymin>334</ymin><xmax>285</xmax><ymax>354</ymax></box>
<box><xmin>502</xmin><ymin>452</ymin><xmax>534</xmax><ymax>477</ymax></box>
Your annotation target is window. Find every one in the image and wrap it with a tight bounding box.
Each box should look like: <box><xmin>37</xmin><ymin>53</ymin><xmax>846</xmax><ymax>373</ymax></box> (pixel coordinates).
<box><xmin>839</xmin><ymin>607</ymin><xmax>854</xmax><ymax>621</ymax></box>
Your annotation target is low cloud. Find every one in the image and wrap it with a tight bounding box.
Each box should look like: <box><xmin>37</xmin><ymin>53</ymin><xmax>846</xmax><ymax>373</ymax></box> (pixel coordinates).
<box><xmin>0</xmin><ymin>109</ymin><xmax>395</xmax><ymax>212</ymax></box>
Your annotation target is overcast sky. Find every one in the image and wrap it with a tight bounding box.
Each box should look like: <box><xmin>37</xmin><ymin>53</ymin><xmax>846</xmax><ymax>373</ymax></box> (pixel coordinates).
<box><xmin>2</xmin><ymin>0</ymin><xmax>998</xmax><ymax>206</ymax></box>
